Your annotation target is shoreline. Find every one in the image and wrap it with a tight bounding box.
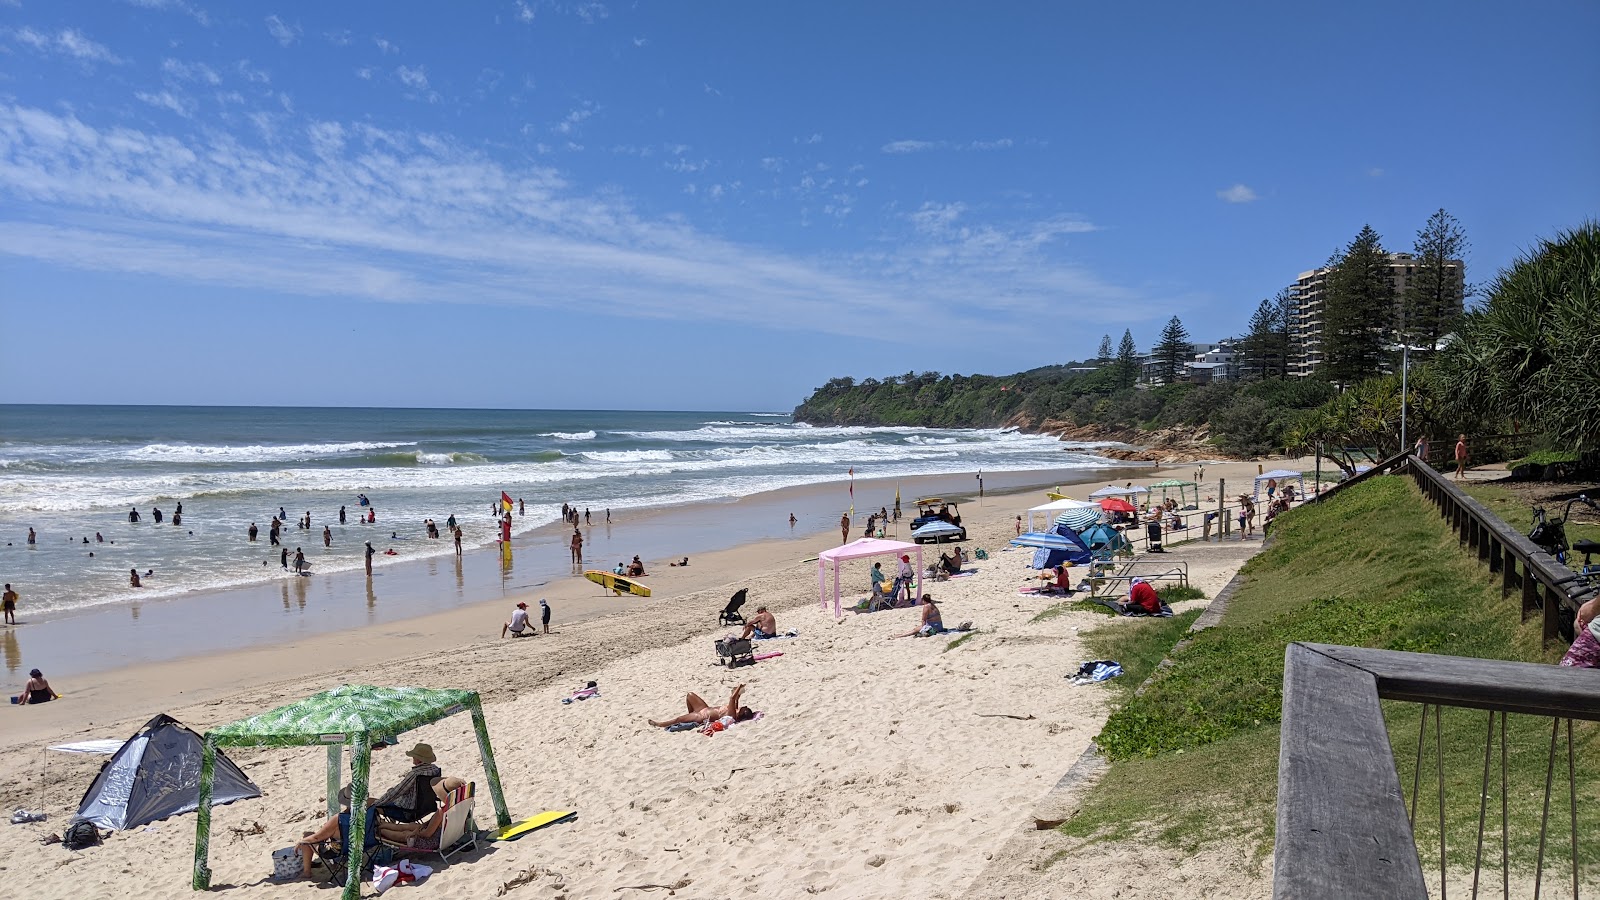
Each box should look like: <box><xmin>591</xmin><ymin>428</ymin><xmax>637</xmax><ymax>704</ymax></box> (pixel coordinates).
<box><xmin>1</xmin><ymin>464</ymin><xmax>1151</xmax><ymax>704</ymax></box>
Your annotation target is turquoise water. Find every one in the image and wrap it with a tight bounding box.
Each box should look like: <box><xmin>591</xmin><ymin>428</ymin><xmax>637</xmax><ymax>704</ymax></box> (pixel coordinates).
<box><xmin>0</xmin><ymin>405</ymin><xmax>1121</xmax><ymax>618</ymax></box>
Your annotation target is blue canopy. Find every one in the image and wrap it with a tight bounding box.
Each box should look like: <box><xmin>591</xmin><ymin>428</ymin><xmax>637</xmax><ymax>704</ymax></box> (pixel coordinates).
<box><xmin>1078</xmin><ymin>523</ymin><xmax>1130</xmax><ymax>555</ymax></box>
<box><xmin>1014</xmin><ymin>526</ymin><xmax>1092</xmax><ymax>569</ymax></box>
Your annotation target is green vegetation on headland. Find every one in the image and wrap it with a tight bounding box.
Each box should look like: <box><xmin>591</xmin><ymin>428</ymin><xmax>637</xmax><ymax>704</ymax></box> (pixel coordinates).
<box><xmin>1058</xmin><ymin>477</ymin><xmax>1600</xmax><ymax>874</ymax></box>
<box><xmin>794</xmin><ymin>220</ymin><xmax>1600</xmax><ymax>471</ymax></box>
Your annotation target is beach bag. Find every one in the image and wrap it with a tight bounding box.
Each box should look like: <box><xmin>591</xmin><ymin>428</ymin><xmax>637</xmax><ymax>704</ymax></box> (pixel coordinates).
<box><xmin>63</xmin><ymin>820</ymin><xmax>101</xmax><ymax>850</ymax></box>
<box><xmin>272</xmin><ymin>846</ymin><xmax>300</xmax><ymax>881</ymax></box>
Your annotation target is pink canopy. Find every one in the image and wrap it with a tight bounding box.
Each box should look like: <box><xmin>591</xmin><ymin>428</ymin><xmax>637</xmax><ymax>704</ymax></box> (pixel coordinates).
<box><xmin>817</xmin><ymin>538</ymin><xmax>922</xmax><ymax>617</ymax></box>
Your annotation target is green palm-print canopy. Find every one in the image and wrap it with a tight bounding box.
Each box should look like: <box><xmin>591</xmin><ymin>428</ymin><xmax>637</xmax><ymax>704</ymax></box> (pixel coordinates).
<box><xmin>192</xmin><ymin>684</ymin><xmax>510</xmax><ymax>900</ymax></box>
<box><xmin>208</xmin><ymin>685</ymin><xmax>476</xmax><ymax>747</ymax></box>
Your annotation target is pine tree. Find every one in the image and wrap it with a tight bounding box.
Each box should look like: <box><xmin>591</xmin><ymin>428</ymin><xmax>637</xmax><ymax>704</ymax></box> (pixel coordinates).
<box><xmin>1321</xmin><ymin>225</ymin><xmax>1394</xmax><ymax>387</ymax></box>
<box><xmin>1115</xmin><ymin>329</ymin><xmax>1139</xmax><ymax>387</ymax></box>
<box><xmin>1403</xmin><ymin>208</ymin><xmax>1468</xmax><ymax>351</ymax></box>
<box><xmin>1243</xmin><ymin>290</ymin><xmax>1294</xmax><ymax>378</ymax></box>
<box><xmin>1152</xmin><ymin>316</ymin><xmax>1192</xmax><ymax>384</ymax></box>
<box><xmin>1096</xmin><ymin>334</ymin><xmax>1113</xmax><ymax>363</ymax></box>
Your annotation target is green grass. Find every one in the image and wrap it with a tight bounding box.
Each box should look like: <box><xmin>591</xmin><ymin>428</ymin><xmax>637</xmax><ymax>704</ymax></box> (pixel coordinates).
<box><xmin>1462</xmin><ymin>482</ymin><xmax>1600</xmax><ymax>555</ymax></box>
<box><xmin>944</xmin><ymin>631</ymin><xmax>979</xmax><ymax>652</ymax></box>
<box><xmin>1077</xmin><ymin>609</ymin><xmax>1202</xmax><ymax>700</ymax></box>
<box><xmin>1061</xmin><ymin>476</ymin><xmax>1600</xmax><ymax>876</ymax></box>
<box><xmin>1156</xmin><ymin>584</ymin><xmax>1206</xmax><ymax>602</ymax></box>
<box><xmin>1031</xmin><ymin>600</ymin><xmax>1116</xmax><ymax>622</ymax></box>
<box><xmin>1509</xmin><ymin>450</ymin><xmax>1581</xmax><ymax>469</ymax></box>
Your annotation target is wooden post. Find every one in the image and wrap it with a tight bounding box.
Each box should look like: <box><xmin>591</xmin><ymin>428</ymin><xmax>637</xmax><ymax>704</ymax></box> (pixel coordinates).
<box><xmin>1522</xmin><ymin>561</ymin><xmax>1539</xmax><ymax>621</ymax></box>
<box><xmin>1543</xmin><ymin>583</ymin><xmax>1560</xmax><ymax>645</ymax></box>
<box><xmin>1488</xmin><ymin>536</ymin><xmax>1501</xmax><ymax>573</ymax></box>
<box><xmin>1502</xmin><ymin>546</ymin><xmax>1516</xmax><ymax>596</ymax></box>
<box><xmin>1219</xmin><ymin>479</ymin><xmax>1229</xmax><ymax>538</ymax></box>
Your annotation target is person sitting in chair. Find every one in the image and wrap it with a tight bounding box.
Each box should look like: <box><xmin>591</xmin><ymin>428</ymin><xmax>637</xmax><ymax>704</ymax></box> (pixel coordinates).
<box><xmin>376</xmin><ymin>777</ymin><xmax>462</xmax><ymax>851</ymax></box>
<box><xmin>739</xmin><ymin>605</ymin><xmax>777</xmax><ymax>640</ymax></box>
<box><xmin>374</xmin><ymin>744</ymin><xmax>442</xmax><ymax>823</ymax></box>
<box><xmin>292</xmin><ymin>785</ymin><xmax>379</xmax><ymax>879</ymax></box>
<box><xmin>648</xmin><ymin>683</ymin><xmax>753</xmax><ymax>728</ymax></box>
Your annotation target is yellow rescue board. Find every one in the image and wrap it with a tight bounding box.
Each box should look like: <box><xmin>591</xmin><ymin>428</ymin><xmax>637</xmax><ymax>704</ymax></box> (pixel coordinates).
<box><xmin>584</xmin><ymin>570</ymin><xmax>651</xmax><ymax>597</ymax></box>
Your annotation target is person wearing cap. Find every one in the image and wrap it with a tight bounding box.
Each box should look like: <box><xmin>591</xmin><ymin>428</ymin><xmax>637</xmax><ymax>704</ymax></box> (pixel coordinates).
<box><xmin>12</xmin><ymin>668</ymin><xmax>57</xmax><ymax>706</ymax></box>
<box><xmin>539</xmin><ymin>599</ymin><xmax>552</xmax><ymax>634</ymax></box>
<box><xmin>1125</xmin><ymin>577</ymin><xmax>1162</xmax><ymax>615</ymax></box>
<box><xmin>739</xmin><ymin>605</ymin><xmax>777</xmax><ymax>641</ymax></box>
<box><xmin>502</xmin><ymin>601</ymin><xmax>533</xmax><ymax>638</ymax></box>
<box><xmin>374</xmin><ymin>743</ymin><xmax>442</xmax><ymax>823</ymax></box>
<box><xmin>893</xmin><ymin>554</ymin><xmax>915</xmax><ymax>605</ymax></box>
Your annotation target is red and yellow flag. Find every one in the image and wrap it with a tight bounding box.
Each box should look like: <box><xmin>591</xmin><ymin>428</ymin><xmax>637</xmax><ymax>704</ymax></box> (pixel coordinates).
<box><xmin>500</xmin><ymin>491</ymin><xmax>514</xmax><ymax>513</ymax></box>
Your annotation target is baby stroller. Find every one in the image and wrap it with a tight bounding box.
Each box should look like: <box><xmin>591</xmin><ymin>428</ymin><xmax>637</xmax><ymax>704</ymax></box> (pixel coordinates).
<box><xmin>719</xmin><ymin>589</ymin><xmax>748</xmax><ymax>626</ymax></box>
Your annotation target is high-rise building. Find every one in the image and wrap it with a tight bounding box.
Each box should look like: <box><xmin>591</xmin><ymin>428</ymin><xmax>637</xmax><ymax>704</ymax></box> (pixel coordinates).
<box><xmin>1287</xmin><ymin>253</ymin><xmax>1463</xmax><ymax>378</ymax></box>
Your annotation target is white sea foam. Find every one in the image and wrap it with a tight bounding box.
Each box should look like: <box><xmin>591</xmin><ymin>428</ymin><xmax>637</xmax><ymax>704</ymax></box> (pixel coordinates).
<box><xmin>543</xmin><ymin>431</ymin><xmax>597</xmax><ymax>440</ymax></box>
<box><xmin>121</xmin><ymin>441</ymin><xmax>414</xmax><ymax>463</ymax></box>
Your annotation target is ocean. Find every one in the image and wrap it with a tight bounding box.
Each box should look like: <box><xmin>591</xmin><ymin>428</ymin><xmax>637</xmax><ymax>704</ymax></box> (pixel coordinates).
<box><xmin>0</xmin><ymin>405</ymin><xmax>1124</xmax><ymax>620</ymax></box>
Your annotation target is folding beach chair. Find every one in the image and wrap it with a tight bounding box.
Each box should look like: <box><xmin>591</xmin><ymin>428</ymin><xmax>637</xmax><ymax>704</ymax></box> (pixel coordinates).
<box><xmin>719</xmin><ymin>589</ymin><xmax>748</xmax><ymax>626</ymax></box>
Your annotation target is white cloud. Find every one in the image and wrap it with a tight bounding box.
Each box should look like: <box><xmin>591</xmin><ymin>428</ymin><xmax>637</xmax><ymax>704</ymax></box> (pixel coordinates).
<box><xmin>632</xmin><ymin>36</ymin><xmax>648</xmax><ymax>47</ymax></box>
<box><xmin>396</xmin><ymin>65</ymin><xmax>429</xmax><ymax>89</ymax></box>
<box><xmin>135</xmin><ymin>90</ymin><xmax>195</xmax><ymax>117</ymax></box>
<box><xmin>882</xmin><ymin>139</ymin><xmax>935</xmax><ymax>154</ymax></box>
<box><xmin>969</xmin><ymin>138</ymin><xmax>1013</xmax><ymax>150</ymax></box>
<box><xmin>264</xmin><ymin>15</ymin><xmax>300</xmax><ymax>47</ymax></box>
<box><xmin>1367</xmin><ymin>167</ymin><xmax>1384</xmax><ymax>178</ymax></box>
<box><xmin>1216</xmin><ymin>183</ymin><xmax>1258</xmax><ymax>203</ymax></box>
<box><xmin>9</xmin><ymin>26</ymin><xmax>122</xmax><ymax>64</ymax></box>
<box><xmin>162</xmin><ymin>57</ymin><xmax>221</xmax><ymax>85</ymax></box>
<box><xmin>554</xmin><ymin>104</ymin><xmax>593</xmax><ymax>135</ymax></box>
<box><xmin>121</xmin><ymin>0</ymin><xmax>210</xmax><ymax>26</ymax></box>
<box><xmin>356</xmin><ymin>67</ymin><xmax>374</xmax><ymax>80</ymax></box>
<box><xmin>0</xmin><ymin>103</ymin><xmax>1160</xmax><ymax>344</ymax></box>
<box><xmin>574</xmin><ymin>2</ymin><xmax>608</xmax><ymax>24</ymax></box>
<box><xmin>237</xmin><ymin>59</ymin><xmax>271</xmax><ymax>84</ymax></box>
<box><xmin>703</xmin><ymin>83</ymin><xmax>721</xmax><ymax>97</ymax></box>
<box><xmin>324</xmin><ymin>30</ymin><xmax>352</xmax><ymax>46</ymax></box>
<box><xmin>803</xmin><ymin>133</ymin><xmax>823</xmax><ymax>145</ymax></box>
<box><xmin>374</xmin><ymin>36</ymin><xmax>398</xmax><ymax>55</ymax></box>
<box><xmin>515</xmin><ymin>1</ymin><xmax>535</xmax><ymax>23</ymax></box>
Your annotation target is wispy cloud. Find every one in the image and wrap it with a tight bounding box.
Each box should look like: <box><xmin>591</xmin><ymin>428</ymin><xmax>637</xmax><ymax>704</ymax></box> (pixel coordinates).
<box><xmin>396</xmin><ymin>65</ymin><xmax>429</xmax><ymax>89</ymax></box>
<box><xmin>632</xmin><ymin>36</ymin><xmax>648</xmax><ymax>47</ymax></box>
<box><xmin>374</xmin><ymin>36</ymin><xmax>398</xmax><ymax>55</ymax></box>
<box><xmin>574</xmin><ymin>2</ymin><xmax>608</xmax><ymax>24</ymax></box>
<box><xmin>323</xmin><ymin>30</ymin><xmax>352</xmax><ymax>47</ymax></box>
<box><xmin>514</xmin><ymin>1</ymin><xmax>535</xmax><ymax>23</ymax></box>
<box><xmin>554</xmin><ymin>104</ymin><xmax>594</xmax><ymax>135</ymax></box>
<box><xmin>0</xmin><ymin>104</ymin><xmax>1165</xmax><ymax>343</ymax></box>
<box><xmin>881</xmin><ymin>138</ymin><xmax>1017</xmax><ymax>154</ymax></box>
<box><xmin>264</xmin><ymin>15</ymin><xmax>300</xmax><ymax>47</ymax></box>
<box><xmin>134</xmin><ymin>90</ymin><xmax>195</xmax><ymax>117</ymax></box>
<box><xmin>8</xmin><ymin>27</ymin><xmax>122</xmax><ymax>64</ymax></box>
<box><xmin>236</xmin><ymin>59</ymin><xmax>271</xmax><ymax>84</ymax></box>
<box><xmin>1366</xmin><ymin>166</ymin><xmax>1384</xmax><ymax>178</ymax></box>
<box><xmin>162</xmin><ymin>57</ymin><xmax>221</xmax><ymax>85</ymax></box>
<box><xmin>1216</xmin><ymin>183</ymin><xmax>1258</xmax><ymax>203</ymax></box>
<box><xmin>121</xmin><ymin>0</ymin><xmax>210</xmax><ymax>26</ymax></box>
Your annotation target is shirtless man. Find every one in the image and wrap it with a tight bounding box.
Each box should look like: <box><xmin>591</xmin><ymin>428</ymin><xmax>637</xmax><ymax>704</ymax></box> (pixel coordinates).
<box><xmin>648</xmin><ymin>683</ymin><xmax>752</xmax><ymax>728</ymax></box>
<box><xmin>739</xmin><ymin>605</ymin><xmax>777</xmax><ymax>640</ymax></box>
<box><xmin>570</xmin><ymin>528</ymin><xmax>584</xmax><ymax>568</ymax></box>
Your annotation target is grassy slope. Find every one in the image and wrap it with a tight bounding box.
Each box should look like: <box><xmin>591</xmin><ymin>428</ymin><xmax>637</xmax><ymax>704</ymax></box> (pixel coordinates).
<box><xmin>1058</xmin><ymin>476</ymin><xmax>1600</xmax><ymax>875</ymax></box>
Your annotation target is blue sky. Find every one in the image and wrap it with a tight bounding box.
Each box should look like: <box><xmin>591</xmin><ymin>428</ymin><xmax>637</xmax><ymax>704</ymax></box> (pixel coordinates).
<box><xmin>1</xmin><ymin>1</ymin><xmax>1596</xmax><ymax>411</ymax></box>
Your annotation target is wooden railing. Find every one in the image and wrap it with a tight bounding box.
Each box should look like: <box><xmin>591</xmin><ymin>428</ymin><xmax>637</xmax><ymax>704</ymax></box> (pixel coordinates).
<box><xmin>1402</xmin><ymin>455</ymin><xmax>1599</xmax><ymax>646</ymax></box>
<box><xmin>1275</xmin><ymin>643</ymin><xmax>1600</xmax><ymax>899</ymax></box>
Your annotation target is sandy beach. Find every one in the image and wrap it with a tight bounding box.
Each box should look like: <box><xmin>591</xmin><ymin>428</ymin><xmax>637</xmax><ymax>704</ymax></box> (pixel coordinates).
<box><xmin>0</xmin><ymin>458</ymin><xmax>1298</xmax><ymax>899</ymax></box>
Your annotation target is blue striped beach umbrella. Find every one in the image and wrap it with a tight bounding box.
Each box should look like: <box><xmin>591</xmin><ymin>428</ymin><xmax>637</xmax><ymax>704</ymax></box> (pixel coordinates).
<box><xmin>1010</xmin><ymin>532</ymin><xmax>1080</xmax><ymax>551</ymax></box>
<box><xmin>1054</xmin><ymin>507</ymin><xmax>1103</xmax><ymax>532</ymax></box>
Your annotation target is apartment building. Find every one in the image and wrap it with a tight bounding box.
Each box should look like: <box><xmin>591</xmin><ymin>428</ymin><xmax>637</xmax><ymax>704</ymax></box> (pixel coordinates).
<box><xmin>1287</xmin><ymin>253</ymin><xmax>1464</xmax><ymax>378</ymax></box>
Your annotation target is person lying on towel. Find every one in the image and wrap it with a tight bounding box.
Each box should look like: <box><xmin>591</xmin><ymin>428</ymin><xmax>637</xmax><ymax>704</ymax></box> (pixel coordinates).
<box><xmin>648</xmin><ymin>683</ymin><xmax>753</xmax><ymax>728</ymax></box>
<box><xmin>739</xmin><ymin>605</ymin><xmax>777</xmax><ymax>640</ymax></box>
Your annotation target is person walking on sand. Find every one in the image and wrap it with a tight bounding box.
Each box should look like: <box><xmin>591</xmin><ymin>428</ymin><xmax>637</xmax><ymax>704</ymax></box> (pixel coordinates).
<box><xmin>322</xmin><ymin>525</ymin><xmax>331</xmax><ymax>548</ymax></box>
<box><xmin>1015</xmin><ymin>515</ymin><xmax>1023</xmax><ymax>536</ymax></box>
<box><xmin>570</xmin><ymin>527</ymin><xmax>584</xmax><ymax>569</ymax></box>
<box><xmin>1455</xmin><ymin>434</ymin><xmax>1469</xmax><ymax>480</ymax></box>
<box><xmin>840</xmin><ymin>513</ymin><xmax>850</xmax><ymax>545</ymax></box>
<box><xmin>540</xmin><ymin>598</ymin><xmax>552</xmax><ymax>633</ymax></box>
<box><xmin>364</xmin><ymin>541</ymin><xmax>375</xmax><ymax>575</ymax></box>
<box><xmin>3</xmin><ymin>584</ymin><xmax>17</xmax><ymax>625</ymax></box>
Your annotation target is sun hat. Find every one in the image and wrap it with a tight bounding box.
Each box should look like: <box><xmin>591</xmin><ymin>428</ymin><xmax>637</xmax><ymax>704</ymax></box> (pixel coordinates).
<box><xmin>404</xmin><ymin>743</ymin><xmax>436</xmax><ymax>764</ymax></box>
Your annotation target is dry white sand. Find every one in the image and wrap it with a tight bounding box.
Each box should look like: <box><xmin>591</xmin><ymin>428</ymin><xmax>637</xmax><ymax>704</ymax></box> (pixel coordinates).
<box><xmin>0</xmin><ymin>459</ymin><xmax>1295</xmax><ymax>899</ymax></box>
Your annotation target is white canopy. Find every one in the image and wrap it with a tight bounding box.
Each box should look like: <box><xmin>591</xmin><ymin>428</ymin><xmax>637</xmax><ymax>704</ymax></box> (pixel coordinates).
<box><xmin>817</xmin><ymin>538</ymin><xmax>922</xmax><ymax>618</ymax></box>
<box><xmin>1026</xmin><ymin>497</ymin><xmax>1099</xmax><ymax>532</ymax></box>
<box><xmin>1254</xmin><ymin>469</ymin><xmax>1306</xmax><ymax>501</ymax></box>
<box><xmin>1089</xmin><ymin>484</ymin><xmax>1149</xmax><ymax>498</ymax></box>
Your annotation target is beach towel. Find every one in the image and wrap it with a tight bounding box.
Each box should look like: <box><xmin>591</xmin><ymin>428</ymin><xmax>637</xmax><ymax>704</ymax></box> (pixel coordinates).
<box><xmin>751</xmin><ymin>629</ymin><xmax>799</xmax><ymax>640</ymax></box>
<box><xmin>699</xmin><ymin>710</ymin><xmax>764</xmax><ymax>736</ymax></box>
<box><xmin>560</xmin><ymin>687</ymin><xmax>600</xmax><ymax>704</ymax></box>
<box><xmin>1086</xmin><ymin>596</ymin><xmax>1174</xmax><ymax>618</ymax></box>
<box><xmin>1069</xmin><ymin>661</ymin><xmax>1123</xmax><ymax>685</ymax></box>
<box><xmin>752</xmin><ymin>652</ymin><xmax>784</xmax><ymax>662</ymax></box>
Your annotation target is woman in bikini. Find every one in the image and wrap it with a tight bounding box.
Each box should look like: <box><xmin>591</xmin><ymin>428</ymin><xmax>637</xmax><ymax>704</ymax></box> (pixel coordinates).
<box><xmin>648</xmin><ymin>683</ymin><xmax>752</xmax><ymax>728</ymax></box>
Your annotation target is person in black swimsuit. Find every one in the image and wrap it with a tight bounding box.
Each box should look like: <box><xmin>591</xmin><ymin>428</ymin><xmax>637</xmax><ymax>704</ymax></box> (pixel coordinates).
<box><xmin>13</xmin><ymin>668</ymin><xmax>56</xmax><ymax>705</ymax></box>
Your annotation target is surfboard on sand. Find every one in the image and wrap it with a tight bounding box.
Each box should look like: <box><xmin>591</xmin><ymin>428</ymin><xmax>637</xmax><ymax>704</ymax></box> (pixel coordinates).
<box><xmin>494</xmin><ymin>810</ymin><xmax>576</xmax><ymax>842</ymax></box>
<box><xmin>583</xmin><ymin>570</ymin><xmax>651</xmax><ymax>597</ymax></box>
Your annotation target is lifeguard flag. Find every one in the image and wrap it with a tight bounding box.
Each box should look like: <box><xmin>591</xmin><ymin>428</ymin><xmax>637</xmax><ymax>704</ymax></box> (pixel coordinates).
<box><xmin>501</xmin><ymin>491</ymin><xmax>514</xmax><ymax>513</ymax></box>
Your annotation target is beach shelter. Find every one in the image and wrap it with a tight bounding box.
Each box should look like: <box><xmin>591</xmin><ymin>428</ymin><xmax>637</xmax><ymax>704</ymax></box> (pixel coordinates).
<box><xmin>192</xmin><ymin>685</ymin><xmax>512</xmax><ymax>900</ymax></box>
<box><xmin>1089</xmin><ymin>484</ymin><xmax>1149</xmax><ymax>499</ymax></box>
<box><xmin>1053</xmin><ymin>507</ymin><xmax>1103</xmax><ymax>532</ymax></box>
<box><xmin>1013</xmin><ymin>527</ymin><xmax>1093</xmax><ymax>569</ymax></box>
<box><xmin>910</xmin><ymin>520</ymin><xmax>963</xmax><ymax>542</ymax></box>
<box><xmin>818</xmin><ymin>538</ymin><xmax>920</xmax><ymax>618</ymax></box>
<box><xmin>1099</xmin><ymin>498</ymin><xmax>1137</xmax><ymax>513</ymax></box>
<box><xmin>1253</xmin><ymin>469</ymin><xmax>1306</xmax><ymax>501</ymax></box>
<box><xmin>1078</xmin><ymin>523</ymin><xmax>1131</xmax><ymax>555</ymax></box>
<box><xmin>76</xmin><ymin>714</ymin><xmax>259</xmax><ymax>832</ymax></box>
<box><xmin>1150</xmin><ymin>478</ymin><xmax>1198</xmax><ymax>508</ymax></box>
<box><xmin>1026</xmin><ymin>497</ymin><xmax>1099</xmax><ymax>532</ymax></box>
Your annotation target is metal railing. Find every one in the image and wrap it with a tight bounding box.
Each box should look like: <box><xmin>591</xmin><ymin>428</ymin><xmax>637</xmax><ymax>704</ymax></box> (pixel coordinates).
<box><xmin>1275</xmin><ymin>643</ymin><xmax>1600</xmax><ymax>899</ymax></box>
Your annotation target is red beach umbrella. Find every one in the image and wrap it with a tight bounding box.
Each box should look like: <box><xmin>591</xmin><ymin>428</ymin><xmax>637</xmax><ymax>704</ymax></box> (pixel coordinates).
<box><xmin>1099</xmin><ymin>498</ymin><xmax>1137</xmax><ymax>513</ymax></box>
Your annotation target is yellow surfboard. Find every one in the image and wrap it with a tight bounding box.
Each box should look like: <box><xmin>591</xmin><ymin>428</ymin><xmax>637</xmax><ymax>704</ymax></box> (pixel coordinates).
<box><xmin>584</xmin><ymin>570</ymin><xmax>651</xmax><ymax>597</ymax></box>
<box><xmin>494</xmin><ymin>810</ymin><xmax>577</xmax><ymax>842</ymax></box>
